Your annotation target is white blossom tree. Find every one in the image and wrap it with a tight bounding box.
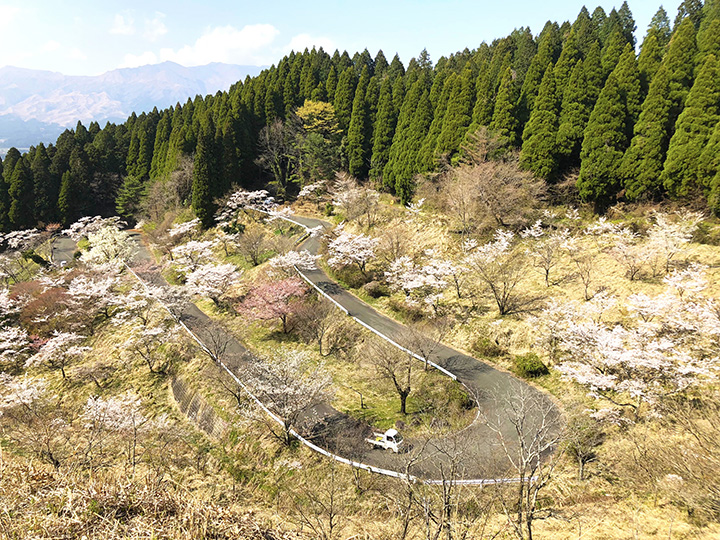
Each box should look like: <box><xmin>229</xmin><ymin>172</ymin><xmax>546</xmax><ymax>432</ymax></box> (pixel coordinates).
<box><xmin>268</xmin><ymin>250</ymin><xmax>319</xmax><ymax>277</ymax></box>
<box><xmin>81</xmin><ymin>225</ymin><xmax>136</xmax><ymax>266</ymax></box>
<box><xmin>185</xmin><ymin>263</ymin><xmax>242</xmax><ymax>305</ymax></box>
<box><xmin>26</xmin><ymin>331</ymin><xmax>89</xmax><ymax>378</ymax></box>
<box><xmin>248</xmin><ymin>349</ymin><xmax>333</xmax><ymax>445</ymax></box>
<box><xmin>466</xmin><ymin>230</ymin><xmax>529</xmax><ymax>315</ymax></box>
<box><xmin>521</xmin><ymin>221</ymin><xmax>570</xmax><ymax>286</ymax></box>
<box><xmin>170</xmin><ymin>240</ymin><xmax>216</xmax><ymax>272</ymax></box>
<box><xmin>549</xmin><ymin>269</ymin><xmax>719</xmax><ymax>418</ymax></box>
<box><xmin>327</xmin><ymin>230</ymin><xmax>379</xmax><ymax>277</ymax></box>
<box><xmin>0</xmin><ymin>374</ymin><xmax>70</xmax><ymax>468</ymax></box>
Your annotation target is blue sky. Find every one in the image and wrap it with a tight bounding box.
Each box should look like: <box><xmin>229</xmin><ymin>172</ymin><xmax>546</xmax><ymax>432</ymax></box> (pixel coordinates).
<box><xmin>0</xmin><ymin>0</ymin><xmax>674</xmax><ymax>76</ymax></box>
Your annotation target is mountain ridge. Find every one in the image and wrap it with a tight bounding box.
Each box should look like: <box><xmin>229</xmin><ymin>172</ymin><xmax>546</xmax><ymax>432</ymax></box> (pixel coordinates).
<box><xmin>0</xmin><ymin>61</ymin><xmax>265</xmax><ymax>150</ymax></box>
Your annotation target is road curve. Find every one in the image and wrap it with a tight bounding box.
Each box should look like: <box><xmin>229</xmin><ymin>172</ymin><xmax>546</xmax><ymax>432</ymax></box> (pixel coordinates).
<box><xmin>286</xmin><ymin>214</ymin><xmax>563</xmax><ymax>479</ymax></box>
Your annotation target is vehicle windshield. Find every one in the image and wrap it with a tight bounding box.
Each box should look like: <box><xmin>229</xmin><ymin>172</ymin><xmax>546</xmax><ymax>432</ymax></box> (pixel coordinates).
<box><xmin>395</xmin><ymin>434</ymin><xmax>403</xmax><ymax>444</ymax></box>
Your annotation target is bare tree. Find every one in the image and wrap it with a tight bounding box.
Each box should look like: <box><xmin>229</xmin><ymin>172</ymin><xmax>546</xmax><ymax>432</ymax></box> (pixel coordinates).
<box><xmin>247</xmin><ymin>349</ymin><xmax>333</xmax><ymax>446</ymax></box>
<box><xmin>368</xmin><ymin>338</ymin><xmax>414</xmax><ymax>415</ymax></box>
<box><xmin>484</xmin><ymin>383</ymin><xmax>563</xmax><ymax>540</ymax></box>
<box><xmin>255</xmin><ymin>118</ymin><xmax>297</xmax><ymax>198</ymax></box>
<box><xmin>235</xmin><ymin>223</ymin><xmax>269</xmax><ymax>266</ymax></box>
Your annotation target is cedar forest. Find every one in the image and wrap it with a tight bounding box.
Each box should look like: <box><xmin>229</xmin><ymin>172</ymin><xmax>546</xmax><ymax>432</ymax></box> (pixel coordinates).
<box><xmin>1</xmin><ymin>0</ymin><xmax>719</xmax><ymax>232</ymax></box>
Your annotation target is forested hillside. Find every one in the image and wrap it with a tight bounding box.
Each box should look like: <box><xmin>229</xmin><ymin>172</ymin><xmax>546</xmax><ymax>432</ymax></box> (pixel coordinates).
<box><xmin>0</xmin><ymin>0</ymin><xmax>719</xmax><ymax>233</ymax></box>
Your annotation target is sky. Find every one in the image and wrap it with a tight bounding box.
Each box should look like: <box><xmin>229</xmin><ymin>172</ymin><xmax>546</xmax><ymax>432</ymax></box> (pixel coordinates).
<box><xmin>0</xmin><ymin>0</ymin><xmax>675</xmax><ymax>76</ymax></box>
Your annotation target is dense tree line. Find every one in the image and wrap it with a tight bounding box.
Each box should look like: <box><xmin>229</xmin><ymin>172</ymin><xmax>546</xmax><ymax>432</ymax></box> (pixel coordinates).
<box><xmin>0</xmin><ymin>0</ymin><xmax>719</xmax><ymax>232</ymax></box>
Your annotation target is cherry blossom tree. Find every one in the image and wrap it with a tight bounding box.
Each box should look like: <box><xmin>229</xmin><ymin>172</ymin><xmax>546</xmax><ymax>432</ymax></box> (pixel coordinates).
<box><xmin>331</xmin><ymin>173</ymin><xmax>380</xmax><ymax>228</ymax></box>
<box><xmin>185</xmin><ymin>263</ymin><xmax>242</xmax><ymax>305</ymax></box>
<box><xmin>81</xmin><ymin>225</ymin><xmax>136</xmax><ymax>266</ymax></box>
<box><xmin>0</xmin><ymin>374</ymin><xmax>71</xmax><ymax>468</ymax></box>
<box><xmin>466</xmin><ymin>230</ymin><xmax>529</xmax><ymax>315</ymax></box>
<box><xmin>610</xmin><ymin>228</ymin><xmax>646</xmax><ymax>281</ymax></box>
<box><xmin>247</xmin><ymin>349</ymin><xmax>333</xmax><ymax>445</ymax></box>
<box><xmin>25</xmin><ymin>331</ymin><xmax>89</xmax><ymax>378</ymax></box>
<box><xmin>167</xmin><ymin>218</ymin><xmax>200</xmax><ymax>240</ymax></box>
<box><xmin>239</xmin><ymin>277</ymin><xmax>308</xmax><ymax>333</ymax></box>
<box><xmin>327</xmin><ymin>230</ymin><xmax>379</xmax><ymax>277</ymax></box>
<box><xmin>521</xmin><ymin>221</ymin><xmax>570</xmax><ymax>286</ymax></box>
<box><xmin>549</xmin><ymin>270</ymin><xmax>719</xmax><ymax>418</ymax></box>
<box><xmin>81</xmin><ymin>391</ymin><xmax>155</xmax><ymax>468</ymax></box>
<box><xmin>0</xmin><ymin>325</ymin><xmax>30</xmax><ymax>368</ymax></box>
<box><xmin>122</xmin><ymin>320</ymin><xmax>179</xmax><ymax>373</ymax></box>
<box><xmin>268</xmin><ymin>250</ymin><xmax>319</xmax><ymax>277</ymax></box>
<box><xmin>646</xmin><ymin>211</ymin><xmax>702</xmax><ymax>275</ymax></box>
<box><xmin>385</xmin><ymin>251</ymin><xmax>456</xmax><ymax>315</ymax></box>
<box><xmin>170</xmin><ymin>240</ymin><xmax>216</xmax><ymax>272</ymax></box>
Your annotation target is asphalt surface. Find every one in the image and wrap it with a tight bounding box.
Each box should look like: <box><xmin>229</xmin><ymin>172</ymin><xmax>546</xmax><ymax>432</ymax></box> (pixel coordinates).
<box><xmin>55</xmin><ymin>222</ymin><xmax>561</xmax><ymax>481</ymax></box>
<box><xmin>283</xmin><ymin>215</ymin><xmax>563</xmax><ymax>479</ymax></box>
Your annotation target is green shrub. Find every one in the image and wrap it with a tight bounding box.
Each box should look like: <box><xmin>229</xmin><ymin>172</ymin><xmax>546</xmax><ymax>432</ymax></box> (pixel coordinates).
<box><xmin>513</xmin><ymin>352</ymin><xmax>549</xmax><ymax>378</ymax></box>
<box><xmin>387</xmin><ymin>296</ymin><xmax>425</xmax><ymax>322</ymax></box>
<box><xmin>362</xmin><ymin>280</ymin><xmax>390</xmax><ymax>298</ymax></box>
<box><xmin>472</xmin><ymin>336</ymin><xmax>507</xmax><ymax>358</ymax></box>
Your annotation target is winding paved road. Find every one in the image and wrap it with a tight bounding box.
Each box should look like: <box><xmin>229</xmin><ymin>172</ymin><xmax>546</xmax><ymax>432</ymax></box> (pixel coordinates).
<box><xmin>54</xmin><ymin>222</ymin><xmax>561</xmax><ymax>481</ymax></box>
<box><xmin>281</xmin><ymin>214</ymin><xmax>562</xmax><ymax>479</ymax></box>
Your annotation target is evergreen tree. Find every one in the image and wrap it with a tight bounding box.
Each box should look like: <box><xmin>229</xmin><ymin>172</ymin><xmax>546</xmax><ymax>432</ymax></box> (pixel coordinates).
<box><xmin>370</xmin><ymin>78</ymin><xmax>397</xmax><ymax>184</ymax></box>
<box><xmin>470</xmin><ymin>64</ymin><xmax>494</xmax><ymax>129</ymax></box>
<box><xmin>8</xmin><ymin>157</ymin><xmax>34</xmax><ymax>228</ymax></box>
<box><xmin>436</xmin><ymin>65</ymin><xmax>475</xmax><ymax>158</ymax></box>
<box><xmin>663</xmin><ymin>55</ymin><xmax>720</xmax><ymax>197</ymax></box>
<box><xmin>115</xmin><ymin>175</ymin><xmax>146</xmax><ymax>219</ymax></box>
<box><xmin>601</xmin><ymin>31</ymin><xmax>627</xmax><ymax>81</ymax></box>
<box><xmin>191</xmin><ymin>120</ymin><xmax>217</xmax><ymax>228</ymax></box>
<box><xmin>417</xmin><ymin>72</ymin><xmax>454</xmax><ymax>171</ymax></box>
<box><xmin>700</xmin><ymin>121</ymin><xmax>720</xmax><ymax>211</ymax></box>
<box><xmin>638</xmin><ymin>33</ymin><xmax>664</xmax><ymax>92</ymax></box>
<box><xmin>489</xmin><ymin>67</ymin><xmax>519</xmax><ymax>146</ymax></box>
<box><xmin>57</xmin><ymin>171</ymin><xmax>79</xmax><ymax>225</ymax></box>
<box><xmin>518</xmin><ymin>21</ymin><xmax>561</xmax><ymax>123</ymax></box>
<box><xmin>333</xmin><ymin>67</ymin><xmax>357</xmax><ymax>133</ymax></box>
<box><xmin>325</xmin><ymin>65</ymin><xmax>338</xmax><ymax>102</ymax></box>
<box><xmin>347</xmin><ymin>66</ymin><xmax>371</xmax><ymax>178</ymax></box>
<box><xmin>520</xmin><ymin>66</ymin><xmax>560</xmax><ymax>179</ymax></box>
<box><xmin>553</xmin><ymin>29</ymin><xmax>582</xmax><ymax>91</ymax></box>
<box><xmin>556</xmin><ymin>41</ymin><xmax>603</xmax><ymax>168</ymax></box>
<box><xmin>577</xmin><ymin>59</ymin><xmax>633</xmax><ymax>209</ymax></box>
<box><xmin>617</xmin><ymin>1</ymin><xmax>637</xmax><ymax>47</ymax></box>
<box><xmin>674</xmin><ymin>0</ymin><xmax>704</xmax><ymax>30</ymax></box>
<box><xmin>697</xmin><ymin>19</ymin><xmax>720</xmax><ymax>63</ymax></box>
<box><xmin>621</xmin><ymin>65</ymin><xmax>674</xmax><ymax>199</ymax></box>
<box><xmin>31</xmin><ymin>143</ymin><xmax>54</xmax><ymax>224</ymax></box>
<box><xmin>649</xmin><ymin>6</ymin><xmax>673</xmax><ymax>47</ymax></box>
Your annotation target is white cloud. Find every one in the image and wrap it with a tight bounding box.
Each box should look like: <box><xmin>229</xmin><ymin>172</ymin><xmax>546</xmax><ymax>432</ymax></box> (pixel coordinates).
<box><xmin>43</xmin><ymin>40</ymin><xmax>61</xmax><ymax>52</ymax></box>
<box><xmin>284</xmin><ymin>33</ymin><xmax>336</xmax><ymax>54</ymax></box>
<box><xmin>110</xmin><ymin>13</ymin><xmax>135</xmax><ymax>35</ymax></box>
<box><xmin>0</xmin><ymin>5</ymin><xmax>20</xmax><ymax>29</ymax></box>
<box><xmin>143</xmin><ymin>12</ymin><xmax>167</xmax><ymax>42</ymax></box>
<box><xmin>158</xmin><ymin>24</ymin><xmax>280</xmax><ymax>66</ymax></box>
<box><xmin>119</xmin><ymin>51</ymin><xmax>159</xmax><ymax>69</ymax></box>
<box><xmin>69</xmin><ymin>48</ymin><xmax>88</xmax><ymax>61</ymax></box>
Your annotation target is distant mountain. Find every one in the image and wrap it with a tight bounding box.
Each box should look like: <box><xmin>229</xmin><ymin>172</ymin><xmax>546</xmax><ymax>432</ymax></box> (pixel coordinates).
<box><xmin>0</xmin><ymin>62</ymin><xmax>264</xmax><ymax>151</ymax></box>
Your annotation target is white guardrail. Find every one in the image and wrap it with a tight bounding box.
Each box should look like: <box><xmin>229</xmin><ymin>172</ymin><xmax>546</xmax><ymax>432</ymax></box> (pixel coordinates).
<box><xmin>123</xmin><ymin>217</ymin><xmax>529</xmax><ymax>486</ymax></box>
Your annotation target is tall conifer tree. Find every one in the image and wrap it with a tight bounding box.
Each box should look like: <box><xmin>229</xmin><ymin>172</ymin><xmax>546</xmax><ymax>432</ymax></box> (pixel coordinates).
<box><xmin>663</xmin><ymin>55</ymin><xmax>720</xmax><ymax>197</ymax></box>
<box><xmin>489</xmin><ymin>67</ymin><xmax>519</xmax><ymax>145</ymax></box>
<box><xmin>8</xmin><ymin>157</ymin><xmax>34</xmax><ymax>228</ymax></box>
<box><xmin>520</xmin><ymin>66</ymin><xmax>560</xmax><ymax>179</ymax></box>
<box><xmin>347</xmin><ymin>66</ymin><xmax>371</xmax><ymax>178</ymax></box>
<box><xmin>577</xmin><ymin>48</ymin><xmax>637</xmax><ymax>209</ymax></box>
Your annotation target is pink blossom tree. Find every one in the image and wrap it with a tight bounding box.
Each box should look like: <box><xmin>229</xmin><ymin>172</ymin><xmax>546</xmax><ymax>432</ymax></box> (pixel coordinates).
<box><xmin>239</xmin><ymin>277</ymin><xmax>308</xmax><ymax>333</ymax></box>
